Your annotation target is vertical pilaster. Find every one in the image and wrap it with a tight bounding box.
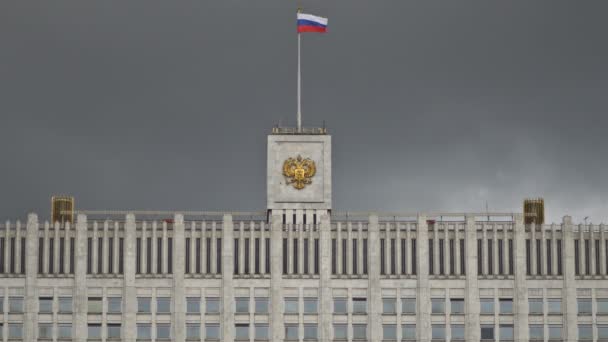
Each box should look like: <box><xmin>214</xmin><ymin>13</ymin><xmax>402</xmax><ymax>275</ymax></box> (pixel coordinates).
<box><xmin>416</xmin><ymin>214</ymin><xmax>431</xmax><ymax>342</ymax></box>
<box><xmin>270</xmin><ymin>212</ymin><xmax>285</xmax><ymax>342</ymax></box>
<box><xmin>562</xmin><ymin>216</ymin><xmax>577</xmax><ymax>342</ymax></box>
<box><xmin>74</xmin><ymin>214</ymin><xmax>88</xmax><ymax>342</ymax></box>
<box><xmin>513</xmin><ymin>213</ymin><xmax>528</xmax><ymax>342</ymax></box>
<box><xmin>319</xmin><ymin>211</ymin><xmax>331</xmax><ymax>341</ymax></box>
<box><xmin>464</xmin><ymin>214</ymin><xmax>480</xmax><ymax>341</ymax></box>
<box><xmin>368</xmin><ymin>214</ymin><xmax>381</xmax><ymax>342</ymax></box>
<box><xmin>25</xmin><ymin>213</ymin><xmax>39</xmax><ymax>342</ymax></box>
<box><xmin>173</xmin><ymin>214</ymin><xmax>186</xmax><ymax>342</ymax></box>
<box><xmin>123</xmin><ymin>214</ymin><xmax>137</xmax><ymax>342</ymax></box>
<box><xmin>222</xmin><ymin>214</ymin><xmax>235</xmax><ymax>342</ymax></box>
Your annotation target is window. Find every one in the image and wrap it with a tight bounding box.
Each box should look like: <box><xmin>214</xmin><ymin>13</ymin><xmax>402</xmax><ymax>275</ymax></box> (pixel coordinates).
<box><xmin>157</xmin><ymin>323</ymin><xmax>171</xmax><ymax>339</ymax></box>
<box><xmin>528</xmin><ymin>298</ymin><xmax>543</xmax><ymax>315</ymax></box>
<box><xmin>235</xmin><ymin>324</ymin><xmax>249</xmax><ymax>340</ymax></box>
<box><xmin>235</xmin><ymin>297</ymin><xmax>249</xmax><ymax>313</ymax></box>
<box><xmin>88</xmin><ymin>324</ymin><xmax>101</xmax><ymax>339</ymax></box>
<box><xmin>477</xmin><ymin>239</ymin><xmax>483</xmax><ymax>275</ymax></box>
<box><xmin>39</xmin><ymin>296</ymin><xmax>53</xmax><ymax>313</ymax></box>
<box><xmin>136</xmin><ymin>238</ymin><xmax>141</xmax><ymax>274</ymax></box>
<box><xmin>352</xmin><ymin>298</ymin><xmax>367</xmax><ymax>314</ymax></box>
<box><xmin>186</xmin><ymin>324</ymin><xmax>200</xmax><ymax>340</ymax></box>
<box><xmin>383</xmin><ymin>298</ymin><xmax>396</xmax><ymax>314</ymax></box>
<box><xmin>428</xmin><ymin>239</ymin><xmax>434</xmax><ymax>274</ymax></box>
<box><xmin>450</xmin><ymin>298</ymin><xmax>464</xmax><ymax>314</ymax></box>
<box><xmin>578</xmin><ymin>324</ymin><xmax>592</xmax><ymax>340</ymax></box>
<box><xmin>529</xmin><ymin>325</ymin><xmax>543</xmax><ymax>340</ymax></box>
<box><xmin>255</xmin><ymin>297</ymin><xmax>269</xmax><ymax>313</ymax></box>
<box><xmin>285</xmin><ymin>324</ymin><xmax>298</xmax><ymax>340</ymax></box>
<box><xmin>108</xmin><ymin>297</ymin><xmax>122</xmax><ymax>313</ymax></box>
<box><xmin>333</xmin><ymin>298</ymin><xmax>347</xmax><ymax>314</ymax></box>
<box><xmin>574</xmin><ymin>239</ymin><xmax>580</xmax><ymax>275</ymax></box>
<box><xmin>451</xmin><ymin>324</ymin><xmax>464</xmax><ymax>340</ymax></box>
<box><xmin>304</xmin><ymin>324</ymin><xmax>318</xmax><ymax>340</ymax></box>
<box><xmin>546</xmin><ymin>239</ymin><xmax>552</xmax><ymax>274</ymax></box>
<box><xmin>381</xmin><ymin>238</ymin><xmax>386</xmax><ymax>274</ymax></box>
<box><xmin>255</xmin><ymin>324</ymin><xmax>269</xmax><ymax>340</ymax></box>
<box><xmin>8</xmin><ymin>323</ymin><xmax>23</xmax><ymax>339</ymax></box>
<box><xmin>499</xmin><ymin>298</ymin><xmax>513</xmax><ymax>314</ymax></box>
<box><xmin>383</xmin><ymin>324</ymin><xmax>396</xmax><ymax>340</ymax></box>
<box><xmin>498</xmin><ymin>239</ymin><xmax>504</xmax><ymax>274</ymax></box>
<box><xmin>577</xmin><ymin>298</ymin><xmax>592</xmax><ymax>315</ymax></box>
<box><xmin>548</xmin><ymin>325</ymin><xmax>562</xmax><ymax>339</ymax></box>
<box><xmin>460</xmin><ymin>239</ymin><xmax>466</xmax><ymax>274</ymax></box>
<box><xmin>480</xmin><ymin>298</ymin><xmax>494</xmax><ymax>315</ymax></box>
<box><xmin>107</xmin><ymin>324</ymin><xmax>121</xmax><ymax>339</ymax></box>
<box><xmin>137</xmin><ymin>324</ymin><xmax>151</xmax><ymax>339</ymax></box>
<box><xmin>58</xmin><ymin>297</ymin><xmax>72</xmax><ymax>313</ymax></box>
<box><xmin>353</xmin><ymin>324</ymin><xmax>367</xmax><ymax>340</ymax></box>
<box><xmin>508</xmin><ymin>239</ymin><xmax>514</xmax><ymax>274</ymax></box>
<box><xmin>557</xmin><ymin>239</ymin><xmax>562</xmax><ymax>275</ymax></box>
<box><xmin>431</xmin><ymin>298</ymin><xmax>445</xmax><ymax>314</ymax></box>
<box><xmin>39</xmin><ymin>323</ymin><xmax>53</xmax><ymax>339</ymax></box>
<box><xmin>206</xmin><ymin>324</ymin><xmax>220</xmax><ymax>340</ymax></box>
<box><xmin>157</xmin><ymin>297</ymin><xmax>171</xmax><ymax>313</ymax></box>
<box><xmin>487</xmin><ymin>239</ymin><xmax>493</xmax><ymax>275</ymax></box>
<box><xmin>58</xmin><ymin>324</ymin><xmax>72</xmax><ymax>339</ymax></box>
<box><xmin>331</xmin><ymin>239</ymin><xmax>337</xmax><ymax>274</ymax></box>
<box><xmin>187</xmin><ymin>297</ymin><xmax>200</xmax><ymax>314</ymax></box>
<box><xmin>9</xmin><ymin>297</ymin><xmax>23</xmax><ymax>313</ymax></box>
<box><xmin>334</xmin><ymin>324</ymin><xmax>347</xmax><ymax>340</ymax></box>
<box><xmin>598</xmin><ymin>325</ymin><xmax>608</xmax><ymax>339</ymax></box>
<box><xmin>206</xmin><ymin>297</ymin><xmax>220</xmax><ymax>313</ymax></box>
<box><xmin>499</xmin><ymin>324</ymin><xmax>513</xmax><ymax>340</ymax></box>
<box><xmin>598</xmin><ymin>298</ymin><xmax>608</xmax><ymax>314</ymax></box>
<box><xmin>234</xmin><ymin>239</ymin><xmax>239</xmax><ymax>273</ymax></box>
<box><xmin>480</xmin><ymin>324</ymin><xmax>494</xmax><ymax>339</ymax></box>
<box><xmin>548</xmin><ymin>298</ymin><xmax>561</xmax><ymax>314</ymax></box>
<box><xmin>402</xmin><ymin>324</ymin><xmax>416</xmax><ymax>340</ymax></box>
<box><xmin>88</xmin><ymin>297</ymin><xmax>102</xmax><ymax>314</ymax></box>
<box><xmin>137</xmin><ymin>297</ymin><xmax>151</xmax><ymax>313</ymax></box>
<box><xmin>304</xmin><ymin>297</ymin><xmax>318</xmax><ymax>314</ymax></box>
<box><xmin>285</xmin><ymin>297</ymin><xmax>298</xmax><ymax>314</ymax></box>
<box><xmin>431</xmin><ymin>324</ymin><xmax>445</xmax><ymax>340</ymax></box>
<box><xmin>402</xmin><ymin>298</ymin><xmax>416</xmax><ymax>314</ymax></box>
<box><xmin>526</xmin><ymin>239</ymin><xmax>531</xmax><ymax>275</ymax></box>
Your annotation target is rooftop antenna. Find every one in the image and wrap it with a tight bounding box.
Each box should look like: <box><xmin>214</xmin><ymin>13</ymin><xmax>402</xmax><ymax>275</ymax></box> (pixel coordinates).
<box><xmin>584</xmin><ymin>216</ymin><xmax>589</xmax><ymax>225</ymax></box>
<box><xmin>486</xmin><ymin>201</ymin><xmax>490</xmax><ymax>222</ymax></box>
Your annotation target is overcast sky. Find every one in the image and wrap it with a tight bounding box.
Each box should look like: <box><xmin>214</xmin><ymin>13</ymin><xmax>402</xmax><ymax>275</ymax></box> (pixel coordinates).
<box><xmin>1</xmin><ymin>1</ymin><xmax>607</xmax><ymax>223</ymax></box>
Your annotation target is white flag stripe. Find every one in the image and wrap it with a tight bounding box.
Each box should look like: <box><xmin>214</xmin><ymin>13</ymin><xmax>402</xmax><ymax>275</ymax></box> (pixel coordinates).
<box><xmin>297</xmin><ymin>13</ymin><xmax>328</xmax><ymax>26</ymax></box>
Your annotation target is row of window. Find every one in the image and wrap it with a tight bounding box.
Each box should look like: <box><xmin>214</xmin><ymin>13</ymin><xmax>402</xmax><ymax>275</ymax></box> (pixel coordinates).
<box><xmin>37</xmin><ymin>237</ymin><xmax>76</xmax><ymax>274</ymax></box>
<box><xmin>574</xmin><ymin>239</ymin><xmax>608</xmax><ymax>276</ymax></box>
<box><xmin>429</xmin><ymin>238</ymin><xmax>465</xmax><ymax>276</ymax></box>
<box><xmin>183</xmin><ymin>237</ymin><xmax>222</xmax><ymax>275</ymax></box>
<box><xmin>284</xmin><ymin>238</ymin><xmax>321</xmax><ymax>275</ymax></box>
<box><xmin>134</xmin><ymin>237</ymin><xmax>173</xmax><ymax>274</ymax></box>
<box><xmin>0</xmin><ymin>237</ymin><xmax>26</xmax><ymax>274</ymax></box>
<box><xmin>525</xmin><ymin>239</ymin><xmax>563</xmax><ymax>276</ymax></box>
<box><xmin>234</xmin><ymin>237</ymin><xmax>272</xmax><ymax>275</ymax></box>
<box><xmin>380</xmin><ymin>238</ymin><xmax>416</xmax><ymax>276</ymax></box>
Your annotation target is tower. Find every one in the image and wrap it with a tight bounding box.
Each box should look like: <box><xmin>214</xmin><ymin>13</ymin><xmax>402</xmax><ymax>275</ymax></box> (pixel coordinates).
<box><xmin>267</xmin><ymin>126</ymin><xmax>331</xmax><ymax>223</ymax></box>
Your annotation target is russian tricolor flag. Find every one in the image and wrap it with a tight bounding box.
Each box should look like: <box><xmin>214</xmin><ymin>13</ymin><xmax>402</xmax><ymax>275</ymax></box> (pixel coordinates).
<box><xmin>297</xmin><ymin>12</ymin><xmax>328</xmax><ymax>33</ymax></box>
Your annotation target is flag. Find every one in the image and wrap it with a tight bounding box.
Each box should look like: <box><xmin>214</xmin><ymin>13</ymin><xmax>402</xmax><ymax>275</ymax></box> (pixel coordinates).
<box><xmin>297</xmin><ymin>12</ymin><xmax>328</xmax><ymax>33</ymax></box>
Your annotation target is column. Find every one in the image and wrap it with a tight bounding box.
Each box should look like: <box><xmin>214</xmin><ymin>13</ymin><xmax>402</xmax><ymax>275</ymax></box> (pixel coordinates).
<box><xmin>454</xmin><ymin>224</ymin><xmax>461</xmax><ymax>275</ymax></box>
<box><xmin>74</xmin><ymin>214</ymin><xmax>88</xmax><ymax>342</ymax></box>
<box><xmin>416</xmin><ymin>214</ymin><xmax>431</xmax><ymax>342</ymax></box>
<box><xmin>600</xmin><ymin>224</ymin><xmax>606</xmax><ymax>276</ymax></box>
<box><xmin>24</xmin><ymin>213</ymin><xmax>39</xmax><ymax>342</ymax></box>
<box><xmin>173</xmin><ymin>214</ymin><xmax>186</xmax><ymax>342</ymax></box>
<box><xmin>271</xmin><ymin>212</ymin><xmax>285</xmax><ymax>342</ymax></box>
<box><xmin>513</xmin><ymin>214</ymin><xmax>528</xmax><ymax>342</ymax></box>
<box><xmin>222</xmin><ymin>214</ymin><xmax>235</xmax><ymax>342</ymax></box>
<box><xmin>590</xmin><ymin>225</ymin><xmax>596</xmax><ymax>275</ymax></box>
<box><xmin>562</xmin><ymin>216</ymin><xmax>577</xmax><ymax>342</ymax></box>
<box><xmin>464</xmin><ymin>214</ymin><xmax>480</xmax><ymax>341</ymax></box>
<box><xmin>123</xmin><ymin>214</ymin><xmax>137</xmax><ymax>342</ymax></box>
<box><xmin>368</xmin><ymin>214</ymin><xmax>382</xmax><ymax>342</ymax></box>
<box><xmin>551</xmin><ymin>224</ymin><xmax>558</xmax><ymax>276</ymax></box>
<box><xmin>319</xmin><ymin>211</ymin><xmax>332</xmax><ymax>342</ymax></box>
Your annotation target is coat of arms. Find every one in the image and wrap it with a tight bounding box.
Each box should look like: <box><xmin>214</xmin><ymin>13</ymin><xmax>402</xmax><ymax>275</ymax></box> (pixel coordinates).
<box><xmin>282</xmin><ymin>155</ymin><xmax>316</xmax><ymax>190</ymax></box>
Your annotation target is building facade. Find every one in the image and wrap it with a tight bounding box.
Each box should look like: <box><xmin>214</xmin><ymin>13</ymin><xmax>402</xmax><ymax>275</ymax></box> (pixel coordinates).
<box><xmin>0</xmin><ymin>128</ymin><xmax>607</xmax><ymax>342</ymax></box>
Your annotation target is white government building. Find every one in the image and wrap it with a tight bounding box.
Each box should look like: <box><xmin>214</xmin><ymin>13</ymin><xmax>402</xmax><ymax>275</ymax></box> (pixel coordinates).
<box><xmin>1</xmin><ymin>127</ymin><xmax>608</xmax><ymax>342</ymax></box>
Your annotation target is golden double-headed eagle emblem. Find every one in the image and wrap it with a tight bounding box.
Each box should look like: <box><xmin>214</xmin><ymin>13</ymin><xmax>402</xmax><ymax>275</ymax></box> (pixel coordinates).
<box><xmin>282</xmin><ymin>155</ymin><xmax>316</xmax><ymax>190</ymax></box>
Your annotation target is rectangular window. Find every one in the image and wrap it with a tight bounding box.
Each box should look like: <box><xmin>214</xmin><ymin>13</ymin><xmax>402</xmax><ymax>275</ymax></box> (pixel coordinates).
<box><xmin>97</xmin><ymin>237</ymin><xmax>102</xmax><ymax>273</ymax></box>
<box><xmin>137</xmin><ymin>297</ymin><xmax>151</xmax><ymax>313</ymax></box>
<box><xmin>108</xmin><ymin>297</ymin><xmax>122</xmax><ymax>313</ymax></box>
<box><xmin>352</xmin><ymin>239</ymin><xmax>357</xmax><ymax>274</ymax></box>
<box><xmin>439</xmin><ymin>238</ymin><xmax>444</xmax><ymax>275</ymax></box>
<box><xmin>217</xmin><ymin>238</ymin><xmax>222</xmax><ymax>273</ymax></box>
<box><xmin>401</xmin><ymin>238</ymin><xmax>407</xmax><ymax>274</ymax></box>
<box><xmin>352</xmin><ymin>298</ymin><xmax>366</xmax><ymax>314</ymax></box>
<box><xmin>137</xmin><ymin>324</ymin><xmax>151</xmax><ymax>339</ymax></box>
<box><xmin>578</xmin><ymin>324</ymin><xmax>592</xmax><ymax>340</ymax></box>
<box><xmin>187</xmin><ymin>324</ymin><xmax>200</xmax><ymax>340</ymax></box>
<box><xmin>402</xmin><ymin>324</ymin><xmax>416</xmax><ymax>340</ymax></box>
<box><xmin>243</xmin><ymin>238</ymin><xmax>249</xmax><ymax>274</ymax></box>
<box><xmin>598</xmin><ymin>299</ymin><xmax>608</xmax><ymax>314</ymax></box>
<box><xmin>460</xmin><ymin>239</ymin><xmax>465</xmax><ymax>274</ymax></box>
<box><xmin>451</xmin><ymin>324</ymin><xmax>464</xmax><ymax>340</ymax></box>
<box><xmin>477</xmin><ymin>239</ymin><xmax>483</xmax><ymax>275</ymax></box>
<box><xmin>185</xmin><ymin>237</ymin><xmax>190</xmax><ymax>273</ymax></box>
<box><xmin>557</xmin><ymin>239</ymin><xmax>562</xmax><ymax>275</ymax></box>
<box><xmin>499</xmin><ymin>324</ymin><xmax>514</xmax><ymax>340</ymax></box>
<box><xmin>526</xmin><ymin>239</ymin><xmax>531</xmax><ymax>275</ymax></box>
<box><xmin>285</xmin><ymin>324</ymin><xmax>298</xmax><ymax>340</ymax></box>
<box><xmin>584</xmin><ymin>239</ymin><xmax>590</xmax><ymax>275</ymax></box>
<box><xmin>8</xmin><ymin>323</ymin><xmax>23</xmax><ymax>339</ymax></box>
<box><xmin>146</xmin><ymin>237</ymin><xmax>152</xmax><ymax>274</ymax></box>
<box><xmin>383</xmin><ymin>324</ymin><xmax>396</xmax><ymax>340</ymax></box>
<box><xmin>304</xmin><ymin>297</ymin><xmax>318</xmax><ymax>314</ymax></box>
<box><xmin>431</xmin><ymin>298</ymin><xmax>445</xmax><ymax>314</ymax></box>
<box><xmin>528</xmin><ymin>298</ymin><xmax>543</xmax><ymax>315</ymax></box>
<box><xmin>333</xmin><ymin>324</ymin><xmax>347</xmax><ymax>340</ymax></box>
<box><xmin>480</xmin><ymin>324</ymin><xmax>494</xmax><ymax>339</ymax></box>
<box><xmin>59</xmin><ymin>237</ymin><xmax>65</xmax><ymax>274</ymax></box>
<box><xmin>549</xmin><ymin>325</ymin><xmax>562</xmax><ymax>339</ymax></box>
<box><xmin>498</xmin><ymin>239</ymin><xmax>504</xmax><ymax>274</ymax></box>
<box><xmin>255</xmin><ymin>297</ymin><xmax>269</xmax><ymax>313</ymax></box>
<box><xmin>411</xmin><ymin>239</ymin><xmax>416</xmax><ymax>274</ymax></box>
<box><xmin>294</xmin><ymin>239</ymin><xmax>299</xmax><ymax>274</ymax></box>
<box><xmin>157</xmin><ymin>297</ymin><xmax>171</xmax><ymax>313</ymax></box>
<box><xmin>0</xmin><ymin>238</ymin><xmax>4</xmax><ymax>273</ymax></box>
<box><xmin>235</xmin><ymin>324</ymin><xmax>249</xmax><ymax>340</ymax></box>
<box><xmin>205</xmin><ymin>324</ymin><xmax>220</xmax><ymax>340</ymax></box>
<box><xmin>487</xmin><ymin>239</ymin><xmax>493</xmax><ymax>275</ymax></box>
<box><xmin>383</xmin><ymin>298</ymin><xmax>396</xmax><ymax>314</ymax></box>
<box><xmin>206</xmin><ymin>297</ymin><xmax>220</xmax><ymax>314</ymax></box>
<box><xmin>206</xmin><ymin>238</ymin><xmax>211</xmax><ymax>273</ymax></box>
<box><xmin>157</xmin><ymin>323</ymin><xmax>171</xmax><ymax>339</ymax></box>
<box><xmin>353</xmin><ymin>324</ymin><xmax>367</xmax><ymax>340</ymax></box>
<box><xmin>157</xmin><ymin>237</ymin><xmax>163</xmax><ymax>273</ymax></box>
<box><xmin>235</xmin><ymin>297</ymin><xmax>249</xmax><ymax>313</ymax></box>
<box><xmin>380</xmin><ymin>238</ymin><xmax>386</xmax><ymax>275</ymax></box>
<box><xmin>59</xmin><ymin>297</ymin><xmax>72</xmax><ymax>313</ymax></box>
<box><xmin>38</xmin><ymin>237</ymin><xmax>44</xmax><ymax>273</ymax></box>
<box><xmin>598</xmin><ymin>325</ymin><xmax>608</xmax><ymax>339</ymax></box>
<box><xmin>508</xmin><ymin>239</ymin><xmax>514</xmax><ymax>275</ymax></box>
<box><xmin>431</xmin><ymin>324</ymin><xmax>445</xmax><ymax>340</ymax></box>
<box><xmin>529</xmin><ymin>324</ymin><xmax>543</xmax><ymax>340</ymax></box>
<box><xmin>118</xmin><ymin>237</ymin><xmax>124</xmax><ymax>274</ymax></box>
<box><xmin>536</xmin><ymin>239</ymin><xmax>541</xmax><ymax>275</ymax></box>
<box><xmin>341</xmin><ymin>238</ymin><xmax>346</xmax><ymax>274</ymax></box>
<box><xmin>167</xmin><ymin>237</ymin><xmax>173</xmax><ymax>274</ymax></box>
<box><xmin>9</xmin><ymin>238</ymin><xmax>15</xmax><ymax>274</ymax></box>
<box><xmin>449</xmin><ymin>239</ymin><xmax>455</xmax><ymax>275</ymax></box>
<box><xmin>333</xmin><ymin>298</ymin><xmax>347</xmax><ymax>314</ymax></box>
<box><xmin>284</xmin><ymin>297</ymin><xmax>298</xmax><ymax>314</ymax></box>
<box><xmin>107</xmin><ymin>323</ymin><xmax>121</xmax><ymax>339</ymax></box>
<box><xmin>284</xmin><ymin>238</ymin><xmax>289</xmax><ymax>274</ymax></box>
<box><xmin>88</xmin><ymin>324</ymin><xmax>101</xmax><ymax>339</ymax></box>
<box><xmin>363</xmin><ymin>238</ymin><xmax>368</xmax><ymax>274</ymax></box>
<box><xmin>187</xmin><ymin>297</ymin><xmax>201</xmax><ymax>314</ymax></box>
<box><xmin>234</xmin><ymin>238</ymin><xmax>239</xmax><ymax>273</ymax></box>
<box><xmin>596</xmin><ymin>239</ymin><xmax>601</xmax><ymax>275</ymax></box>
<box><xmin>255</xmin><ymin>238</ymin><xmax>260</xmax><ymax>274</ymax></box>
<box><xmin>9</xmin><ymin>297</ymin><xmax>23</xmax><ymax>313</ymax></box>
<box><xmin>548</xmin><ymin>298</ymin><xmax>562</xmax><ymax>314</ymax></box>
<box><xmin>450</xmin><ymin>298</ymin><xmax>464</xmax><ymax>314</ymax></box>
<box><xmin>108</xmin><ymin>237</ymin><xmax>114</xmax><ymax>274</ymax></box>
<box><xmin>136</xmin><ymin>238</ymin><xmax>141</xmax><ymax>274</ymax></box>
<box><xmin>499</xmin><ymin>298</ymin><xmax>513</xmax><ymax>314</ymax></box>
<box><xmin>196</xmin><ymin>238</ymin><xmax>201</xmax><ymax>273</ymax></box>
<box><xmin>577</xmin><ymin>298</ymin><xmax>592</xmax><ymax>315</ymax></box>
<box><xmin>402</xmin><ymin>298</ymin><xmax>416</xmax><ymax>314</ymax></box>
<box><xmin>255</xmin><ymin>324</ymin><xmax>268</xmax><ymax>340</ymax></box>
<box><xmin>58</xmin><ymin>324</ymin><xmax>72</xmax><ymax>339</ymax></box>
<box><xmin>87</xmin><ymin>297</ymin><xmax>102</xmax><ymax>314</ymax></box>
<box><xmin>38</xmin><ymin>323</ymin><xmax>53</xmax><ymax>339</ymax></box>
<box><xmin>331</xmin><ymin>238</ymin><xmax>336</xmax><ymax>274</ymax></box>
<box><xmin>304</xmin><ymin>324</ymin><xmax>318</xmax><ymax>340</ymax></box>
<box><xmin>39</xmin><ymin>296</ymin><xmax>53</xmax><ymax>313</ymax></box>
<box><xmin>390</xmin><ymin>238</ymin><xmax>396</xmax><ymax>274</ymax></box>
<box><xmin>546</xmin><ymin>239</ymin><xmax>552</xmax><ymax>274</ymax></box>
<box><xmin>314</xmin><ymin>238</ymin><xmax>319</xmax><ymax>274</ymax></box>
<box><xmin>428</xmin><ymin>239</ymin><xmax>434</xmax><ymax>275</ymax></box>
<box><xmin>480</xmin><ymin>298</ymin><xmax>494</xmax><ymax>315</ymax></box>
<box><xmin>574</xmin><ymin>239</ymin><xmax>580</xmax><ymax>275</ymax></box>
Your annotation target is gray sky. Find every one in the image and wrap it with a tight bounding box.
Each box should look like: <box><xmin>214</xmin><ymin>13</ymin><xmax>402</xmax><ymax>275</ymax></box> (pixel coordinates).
<box><xmin>1</xmin><ymin>1</ymin><xmax>607</xmax><ymax>223</ymax></box>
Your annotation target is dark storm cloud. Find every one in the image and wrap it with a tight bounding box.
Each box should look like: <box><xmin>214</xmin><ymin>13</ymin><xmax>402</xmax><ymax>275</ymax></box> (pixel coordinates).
<box><xmin>1</xmin><ymin>1</ymin><xmax>607</xmax><ymax>223</ymax></box>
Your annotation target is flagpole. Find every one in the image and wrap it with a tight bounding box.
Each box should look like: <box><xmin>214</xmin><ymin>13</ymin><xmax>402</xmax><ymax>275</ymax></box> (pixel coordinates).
<box><xmin>297</xmin><ymin>30</ymin><xmax>302</xmax><ymax>132</ymax></box>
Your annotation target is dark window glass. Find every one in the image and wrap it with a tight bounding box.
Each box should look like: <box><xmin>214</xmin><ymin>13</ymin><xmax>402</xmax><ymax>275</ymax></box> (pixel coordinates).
<box><xmin>10</xmin><ymin>237</ymin><xmax>15</xmax><ymax>273</ymax></box>
<box><xmin>439</xmin><ymin>238</ymin><xmax>444</xmax><ymax>275</ymax></box>
<box><xmin>352</xmin><ymin>239</ymin><xmax>357</xmax><ymax>274</ymax></box>
<box><xmin>314</xmin><ymin>238</ymin><xmax>319</xmax><ymax>274</ymax></box>
<box><xmin>266</xmin><ymin>238</ymin><xmax>271</xmax><ymax>274</ymax></box>
<box><xmin>234</xmin><ymin>239</ymin><xmax>239</xmax><ymax>273</ymax></box>
<box><xmin>498</xmin><ymin>239</ymin><xmax>503</xmax><ymax>275</ymax></box>
<box><xmin>556</xmin><ymin>239</ymin><xmax>562</xmax><ymax>275</ymax></box>
<box><xmin>216</xmin><ymin>238</ymin><xmax>222</xmax><ymax>273</ymax></box>
<box><xmin>363</xmin><ymin>238</ymin><xmax>368</xmax><ymax>274</ymax></box>
<box><xmin>157</xmin><ymin>237</ymin><xmax>162</xmax><ymax>274</ymax></box>
<box><xmin>487</xmin><ymin>239</ymin><xmax>493</xmax><ymax>275</ymax></box>
<box><xmin>0</xmin><ymin>238</ymin><xmax>4</xmax><ymax>273</ymax></box>
<box><xmin>283</xmin><ymin>238</ymin><xmax>288</xmax><ymax>274</ymax></box>
<box><xmin>477</xmin><ymin>239</ymin><xmax>483</xmax><ymax>275</ymax></box>
<box><xmin>59</xmin><ymin>238</ymin><xmax>65</xmax><ymax>274</ymax></box>
<box><xmin>70</xmin><ymin>238</ymin><xmax>76</xmax><ymax>274</ymax></box>
<box><xmin>39</xmin><ymin>237</ymin><xmax>44</xmax><ymax>273</ymax></box>
<box><xmin>546</xmin><ymin>239</ymin><xmax>552</xmax><ymax>275</ymax></box>
<box><xmin>146</xmin><ymin>238</ymin><xmax>152</xmax><ymax>274</ymax></box>
<box><xmin>381</xmin><ymin>238</ymin><xmax>386</xmax><ymax>275</ymax></box>
<box><xmin>244</xmin><ymin>238</ymin><xmax>249</xmax><ymax>274</ymax></box>
<box><xmin>341</xmin><ymin>239</ymin><xmax>346</xmax><ymax>274</ymax></box>
<box><xmin>411</xmin><ymin>239</ymin><xmax>417</xmax><ymax>275</ymax></box>
<box><xmin>97</xmin><ymin>237</ymin><xmax>102</xmax><ymax>273</ymax></box>
<box><xmin>294</xmin><ymin>239</ymin><xmax>299</xmax><ymax>274</ymax></box>
<box><xmin>449</xmin><ymin>239</ymin><xmax>455</xmax><ymax>275</ymax></box>
<box><xmin>87</xmin><ymin>237</ymin><xmax>92</xmax><ymax>274</ymax></box>
<box><xmin>584</xmin><ymin>239</ymin><xmax>590</xmax><ymax>275</ymax></box>
<box><xmin>167</xmin><ymin>237</ymin><xmax>172</xmax><ymax>274</ymax></box>
<box><xmin>536</xmin><ymin>239</ymin><xmax>541</xmax><ymax>275</ymax></box>
<box><xmin>282</xmin><ymin>214</ymin><xmax>286</xmax><ymax>225</ymax></box>
<box><xmin>460</xmin><ymin>239</ymin><xmax>465</xmax><ymax>275</ymax></box>
<box><xmin>595</xmin><ymin>240</ymin><xmax>600</xmax><ymax>275</ymax></box>
<box><xmin>108</xmin><ymin>237</ymin><xmax>114</xmax><ymax>274</ymax></box>
<box><xmin>429</xmin><ymin>239</ymin><xmax>434</xmax><ymax>275</ymax></box>
<box><xmin>574</xmin><ymin>239</ymin><xmax>580</xmax><ymax>275</ymax></box>
<box><xmin>331</xmin><ymin>239</ymin><xmax>337</xmax><ymax>274</ymax></box>
<box><xmin>185</xmin><ymin>238</ymin><xmax>190</xmax><ymax>273</ymax></box>
<box><xmin>206</xmin><ymin>238</ymin><xmax>211</xmax><ymax>273</ymax></box>
<box><xmin>118</xmin><ymin>238</ymin><xmax>124</xmax><ymax>274</ymax></box>
<box><xmin>313</xmin><ymin>214</ymin><xmax>317</xmax><ymax>225</ymax></box>
<box><xmin>390</xmin><ymin>239</ymin><xmax>396</xmax><ymax>275</ymax></box>
<box><xmin>508</xmin><ymin>239</ymin><xmax>514</xmax><ymax>275</ymax></box>
<box><xmin>136</xmin><ymin>238</ymin><xmax>141</xmax><ymax>274</ymax></box>
<box><xmin>401</xmin><ymin>239</ymin><xmax>407</xmax><ymax>274</ymax></box>
<box><xmin>526</xmin><ymin>239</ymin><xmax>531</xmax><ymax>275</ymax></box>
<box><xmin>255</xmin><ymin>238</ymin><xmax>260</xmax><ymax>274</ymax></box>
<box><xmin>196</xmin><ymin>238</ymin><xmax>201</xmax><ymax>274</ymax></box>
<box><xmin>304</xmin><ymin>238</ymin><xmax>309</xmax><ymax>274</ymax></box>
<box><xmin>21</xmin><ymin>237</ymin><xmax>26</xmax><ymax>274</ymax></box>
